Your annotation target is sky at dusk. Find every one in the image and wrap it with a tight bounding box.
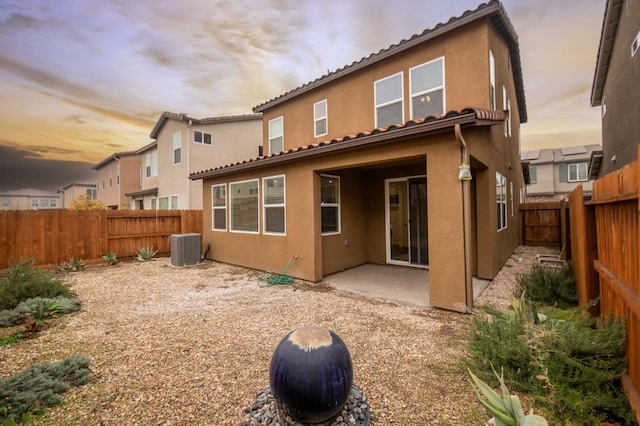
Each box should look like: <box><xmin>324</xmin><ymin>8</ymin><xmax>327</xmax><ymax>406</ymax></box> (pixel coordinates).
<box><xmin>0</xmin><ymin>0</ymin><xmax>606</xmax><ymax>192</ymax></box>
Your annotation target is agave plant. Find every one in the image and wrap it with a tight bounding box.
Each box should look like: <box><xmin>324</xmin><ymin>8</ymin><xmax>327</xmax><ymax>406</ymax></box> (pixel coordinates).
<box><xmin>469</xmin><ymin>367</ymin><xmax>548</xmax><ymax>426</ymax></box>
<box><xmin>102</xmin><ymin>252</ymin><xmax>117</xmax><ymax>265</ymax></box>
<box><xmin>136</xmin><ymin>246</ymin><xmax>158</xmax><ymax>261</ymax></box>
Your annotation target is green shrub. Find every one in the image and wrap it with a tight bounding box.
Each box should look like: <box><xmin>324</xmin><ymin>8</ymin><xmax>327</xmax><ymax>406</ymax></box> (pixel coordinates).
<box><xmin>0</xmin><ymin>297</ymin><xmax>81</xmax><ymax>328</ymax></box>
<box><xmin>102</xmin><ymin>252</ymin><xmax>117</xmax><ymax>265</ymax></box>
<box><xmin>0</xmin><ymin>260</ymin><xmax>76</xmax><ymax>311</ymax></box>
<box><xmin>517</xmin><ymin>263</ymin><xmax>578</xmax><ymax>307</ymax></box>
<box><xmin>0</xmin><ymin>333</ymin><xmax>22</xmax><ymax>347</ymax></box>
<box><xmin>0</xmin><ymin>355</ymin><xmax>90</xmax><ymax>422</ymax></box>
<box><xmin>467</xmin><ymin>298</ymin><xmax>636</xmax><ymax>425</ymax></box>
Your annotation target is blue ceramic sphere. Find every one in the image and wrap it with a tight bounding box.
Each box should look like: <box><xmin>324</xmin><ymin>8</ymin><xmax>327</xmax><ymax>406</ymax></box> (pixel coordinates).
<box><xmin>269</xmin><ymin>326</ymin><xmax>353</xmax><ymax>423</ymax></box>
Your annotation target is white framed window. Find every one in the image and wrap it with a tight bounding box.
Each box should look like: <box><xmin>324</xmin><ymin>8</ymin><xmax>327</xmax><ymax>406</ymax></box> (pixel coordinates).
<box><xmin>151</xmin><ymin>198</ymin><xmax>157</xmax><ymax>210</ymax></box>
<box><xmin>568</xmin><ymin>163</ymin><xmax>588</xmax><ymax>182</ymax></box>
<box><xmin>145</xmin><ymin>151</ymin><xmax>158</xmax><ymax>177</ymax></box>
<box><xmin>510</xmin><ymin>181</ymin><xmax>514</xmax><ymax>217</ymax></box>
<box><xmin>50</xmin><ymin>199</ymin><xmax>57</xmax><ymax>208</ymax></box>
<box><xmin>268</xmin><ymin>117</ymin><xmax>283</xmax><ymax>155</ymax></box>
<box><xmin>31</xmin><ymin>200</ymin><xmax>38</xmax><ymax>209</ymax></box>
<box><xmin>230</xmin><ymin>179</ymin><xmax>259</xmax><ymax>233</ymax></box>
<box><xmin>194</xmin><ymin>130</ymin><xmax>213</xmax><ymax>145</ymax></box>
<box><xmin>2</xmin><ymin>199</ymin><xmax>9</xmax><ymax>208</ymax></box>
<box><xmin>601</xmin><ymin>96</ymin><xmax>607</xmax><ymax>117</ymax></box>
<box><xmin>489</xmin><ymin>50</ymin><xmax>496</xmax><ymax>109</ymax></box>
<box><xmin>173</xmin><ymin>131</ymin><xmax>182</xmax><ymax>164</ymax></box>
<box><xmin>410</xmin><ymin>57</ymin><xmax>445</xmax><ymax>119</ymax></box>
<box><xmin>212</xmin><ymin>184</ymin><xmax>227</xmax><ymax>231</ymax></box>
<box><xmin>314</xmin><ymin>100</ymin><xmax>328</xmax><ymax>137</ymax></box>
<box><xmin>40</xmin><ymin>199</ymin><xmax>48</xmax><ymax>208</ymax></box>
<box><xmin>502</xmin><ymin>86</ymin><xmax>508</xmax><ymax>136</ymax></box>
<box><xmin>263</xmin><ymin>175</ymin><xmax>285</xmax><ymax>235</ymax></box>
<box><xmin>632</xmin><ymin>29</ymin><xmax>639</xmax><ymax>57</ymax></box>
<box><xmin>507</xmin><ymin>99</ymin><xmax>512</xmax><ymax>136</ymax></box>
<box><xmin>529</xmin><ymin>166</ymin><xmax>537</xmax><ymax>184</ymax></box>
<box><xmin>158</xmin><ymin>195</ymin><xmax>178</xmax><ymax>210</ymax></box>
<box><xmin>375</xmin><ymin>72</ymin><xmax>404</xmax><ymax>128</ymax></box>
<box><xmin>116</xmin><ymin>164</ymin><xmax>120</xmax><ymax>185</ymax></box>
<box><xmin>320</xmin><ymin>174</ymin><xmax>340</xmax><ymax>235</ymax></box>
<box><xmin>496</xmin><ymin>172</ymin><xmax>507</xmax><ymax>231</ymax></box>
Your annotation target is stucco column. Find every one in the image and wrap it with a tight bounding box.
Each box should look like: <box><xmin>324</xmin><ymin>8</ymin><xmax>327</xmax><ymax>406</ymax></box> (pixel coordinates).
<box><xmin>427</xmin><ymin>144</ymin><xmax>468</xmax><ymax>312</ymax></box>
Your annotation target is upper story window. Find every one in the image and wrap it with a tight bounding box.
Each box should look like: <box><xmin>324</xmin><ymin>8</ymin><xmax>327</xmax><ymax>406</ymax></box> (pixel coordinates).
<box><xmin>269</xmin><ymin>117</ymin><xmax>283</xmax><ymax>155</ymax></box>
<box><xmin>263</xmin><ymin>175</ymin><xmax>285</xmax><ymax>235</ymax></box>
<box><xmin>320</xmin><ymin>174</ymin><xmax>340</xmax><ymax>235</ymax></box>
<box><xmin>568</xmin><ymin>163</ymin><xmax>588</xmax><ymax>182</ymax></box>
<box><xmin>194</xmin><ymin>130</ymin><xmax>213</xmax><ymax>145</ymax></box>
<box><xmin>116</xmin><ymin>165</ymin><xmax>120</xmax><ymax>185</ymax></box>
<box><xmin>632</xmin><ymin>29</ymin><xmax>640</xmax><ymax>57</ymax></box>
<box><xmin>410</xmin><ymin>57</ymin><xmax>444</xmax><ymax>119</ymax></box>
<box><xmin>489</xmin><ymin>50</ymin><xmax>496</xmax><ymax>109</ymax></box>
<box><xmin>528</xmin><ymin>166</ymin><xmax>537</xmax><ymax>184</ymax></box>
<box><xmin>375</xmin><ymin>72</ymin><xmax>403</xmax><ymax>128</ymax></box>
<box><xmin>211</xmin><ymin>184</ymin><xmax>227</xmax><ymax>231</ymax></box>
<box><xmin>109</xmin><ymin>169</ymin><xmax>113</xmax><ymax>187</ymax></box>
<box><xmin>173</xmin><ymin>131</ymin><xmax>182</xmax><ymax>165</ymax></box>
<box><xmin>314</xmin><ymin>100</ymin><xmax>328</xmax><ymax>137</ymax></box>
<box><xmin>496</xmin><ymin>172</ymin><xmax>507</xmax><ymax>231</ymax></box>
<box><xmin>145</xmin><ymin>151</ymin><xmax>158</xmax><ymax>178</ymax></box>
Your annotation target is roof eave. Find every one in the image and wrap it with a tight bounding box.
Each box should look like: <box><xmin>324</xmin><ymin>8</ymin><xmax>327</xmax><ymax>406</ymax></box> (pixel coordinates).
<box><xmin>191</xmin><ymin>112</ymin><xmax>501</xmax><ymax>181</ymax></box>
<box><xmin>590</xmin><ymin>0</ymin><xmax>623</xmax><ymax>106</ymax></box>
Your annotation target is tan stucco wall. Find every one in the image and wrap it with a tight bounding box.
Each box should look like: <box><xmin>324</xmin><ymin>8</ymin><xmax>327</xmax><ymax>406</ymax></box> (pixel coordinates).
<box><xmin>201</xmin><ymin>131</ymin><xmax>480</xmax><ymax>312</ymax></box>
<box><xmin>260</xmin><ymin>19</ymin><xmax>495</xmax><ymax>152</ymax></box>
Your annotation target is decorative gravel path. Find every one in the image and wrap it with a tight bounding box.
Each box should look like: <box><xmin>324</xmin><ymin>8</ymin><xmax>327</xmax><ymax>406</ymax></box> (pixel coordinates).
<box><xmin>0</xmin><ymin>246</ymin><xmax>555</xmax><ymax>425</ymax></box>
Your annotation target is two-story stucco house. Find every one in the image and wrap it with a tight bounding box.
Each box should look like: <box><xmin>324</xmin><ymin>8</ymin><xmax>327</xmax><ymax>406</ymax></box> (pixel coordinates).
<box><xmin>125</xmin><ymin>112</ymin><xmax>262</xmax><ymax>210</ymax></box>
<box><xmin>590</xmin><ymin>0</ymin><xmax>640</xmax><ymax>178</ymax></box>
<box><xmin>522</xmin><ymin>144</ymin><xmax>601</xmax><ymax>201</ymax></box>
<box><xmin>93</xmin><ymin>152</ymin><xmax>141</xmax><ymax>209</ymax></box>
<box><xmin>191</xmin><ymin>0</ymin><xmax>526</xmax><ymax>312</ymax></box>
<box><xmin>0</xmin><ymin>189</ymin><xmax>61</xmax><ymax>210</ymax></box>
<box><xmin>58</xmin><ymin>179</ymin><xmax>98</xmax><ymax>208</ymax></box>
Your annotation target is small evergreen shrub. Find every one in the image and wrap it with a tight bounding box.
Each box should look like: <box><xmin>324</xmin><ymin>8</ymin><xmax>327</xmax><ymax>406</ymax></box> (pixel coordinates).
<box><xmin>0</xmin><ymin>259</ymin><xmax>76</xmax><ymax>311</ymax></box>
<box><xmin>0</xmin><ymin>297</ymin><xmax>81</xmax><ymax>328</ymax></box>
<box><xmin>0</xmin><ymin>355</ymin><xmax>90</xmax><ymax>422</ymax></box>
<box><xmin>517</xmin><ymin>263</ymin><xmax>578</xmax><ymax>307</ymax></box>
<box><xmin>467</xmin><ymin>299</ymin><xmax>636</xmax><ymax>425</ymax></box>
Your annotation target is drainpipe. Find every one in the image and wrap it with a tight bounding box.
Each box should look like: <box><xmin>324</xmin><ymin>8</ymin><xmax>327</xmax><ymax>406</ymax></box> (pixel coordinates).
<box><xmin>186</xmin><ymin>119</ymin><xmax>192</xmax><ymax>209</ymax></box>
<box><xmin>455</xmin><ymin>124</ymin><xmax>474</xmax><ymax>311</ymax></box>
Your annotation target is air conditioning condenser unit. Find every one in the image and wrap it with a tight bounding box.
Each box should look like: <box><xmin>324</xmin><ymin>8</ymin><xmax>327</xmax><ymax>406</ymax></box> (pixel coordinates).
<box><xmin>171</xmin><ymin>233</ymin><xmax>201</xmax><ymax>266</ymax></box>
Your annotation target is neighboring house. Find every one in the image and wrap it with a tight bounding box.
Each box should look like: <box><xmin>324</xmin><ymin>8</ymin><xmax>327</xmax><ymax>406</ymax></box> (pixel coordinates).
<box><xmin>93</xmin><ymin>151</ymin><xmax>142</xmax><ymax>209</ymax></box>
<box><xmin>191</xmin><ymin>1</ymin><xmax>527</xmax><ymax>312</ymax></box>
<box><xmin>522</xmin><ymin>144</ymin><xmax>601</xmax><ymax>201</ymax></box>
<box><xmin>58</xmin><ymin>179</ymin><xmax>98</xmax><ymax>208</ymax></box>
<box><xmin>126</xmin><ymin>112</ymin><xmax>262</xmax><ymax>210</ymax></box>
<box><xmin>590</xmin><ymin>0</ymin><xmax>640</xmax><ymax>178</ymax></box>
<box><xmin>0</xmin><ymin>189</ymin><xmax>61</xmax><ymax>210</ymax></box>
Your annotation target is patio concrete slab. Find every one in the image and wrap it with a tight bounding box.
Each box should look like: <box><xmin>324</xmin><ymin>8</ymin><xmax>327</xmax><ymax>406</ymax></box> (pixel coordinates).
<box><xmin>322</xmin><ymin>264</ymin><xmax>430</xmax><ymax>308</ymax></box>
<box><xmin>322</xmin><ymin>264</ymin><xmax>493</xmax><ymax>309</ymax></box>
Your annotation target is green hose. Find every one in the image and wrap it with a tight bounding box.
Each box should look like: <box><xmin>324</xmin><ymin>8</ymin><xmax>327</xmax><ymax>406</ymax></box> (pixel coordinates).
<box><xmin>258</xmin><ymin>255</ymin><xmax>297</xmax><ymax>287</ymax></box>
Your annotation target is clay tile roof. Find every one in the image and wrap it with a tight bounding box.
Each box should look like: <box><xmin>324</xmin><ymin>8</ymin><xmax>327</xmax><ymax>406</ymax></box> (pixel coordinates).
<box><xmin>149</xmin><ymin>111</ymin><xmax>262</xmax><ymax>140</ymax></box>
<box><xmin>190</xmin><ymin>107</ymin><xmax>506</xmax><ymax>180</ymax></box>
<box><xmin>253</xmin><ymin>0</ymin><xmax>526</xmax><ymax>123</ymax></box>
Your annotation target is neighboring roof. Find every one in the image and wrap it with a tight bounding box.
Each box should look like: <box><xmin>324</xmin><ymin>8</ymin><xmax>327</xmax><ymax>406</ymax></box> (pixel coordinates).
<box><xmin>124</xmin><ymin>187</ymin><xmax>158</xmax><ymax>198</ymax></box>
<box><xmin>136</xmin><ymin>140</ymin><xmax>158</xmax><ymax>155</ymax></box>
<box><xmin>191</xmin><ymin>107</ymin><xmax>505</xmax><ymax>180</ymax></box>
<box><xmin>149</xmin><ymin>112</ymin><xmax>262</xmax><ymax>140</ymax></box>
<box><xmin>0</xmin><ymin>188</ymin><xmax>59</xmax><ymax>197</ymax></box>
<box><xmin>253</xmin><ymin>0</ymin><xmax>527</xmax><ymax>123</ymax></box>
<box><xmin>591</xmin><ymin>0</ymin><xmax>623</xmax><ymax>106</ymax></box>
<box><xmin>92</xmin><ymin>151</ymin><xmax>139</xmax><ymax>170</ymax></box>
<box><xmin>520</xmin><ymin>144</ymin><xmax>603</xmax><ymax>165</ymax></box>
<box><xmin>58</xmin><ymin>179</ymin><xmax>97</xmax><ymax>191</ymax></box>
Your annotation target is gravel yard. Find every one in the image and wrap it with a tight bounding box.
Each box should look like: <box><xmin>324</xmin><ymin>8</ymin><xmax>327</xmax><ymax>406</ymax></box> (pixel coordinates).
<box><xmin>0</xmin><ymin>246</ymin><xmax>556</xmax><ymax>425</ymax></box>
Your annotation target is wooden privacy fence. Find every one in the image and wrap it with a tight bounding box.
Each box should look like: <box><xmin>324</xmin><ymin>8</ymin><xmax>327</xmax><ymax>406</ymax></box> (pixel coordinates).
<box><xmin>569</xmin><ymin>146</ymin><xmax>640</xmax><ymax>421</ymax></box>
<box><xmin>0</xmin><ymin>209</ymin><xmax>203</xmax><ymax>269</ymax></box>
<box><xmin>519</xmin><ymin>201</ymin><xmax>569</xmax><ymax>252</ymax></box>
